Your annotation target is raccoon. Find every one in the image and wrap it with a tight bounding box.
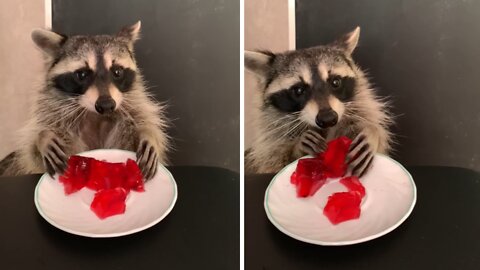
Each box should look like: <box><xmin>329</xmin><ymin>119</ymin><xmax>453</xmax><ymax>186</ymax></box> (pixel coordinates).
<box><xmin>245</xmin><ymin>27</ymin><xmax>392</xmax><ymax>176</ymax></box>
<box><xmin>0</xmin><ymin>21</ymin><xmax>169</xmax><ymax>180</ymax></box>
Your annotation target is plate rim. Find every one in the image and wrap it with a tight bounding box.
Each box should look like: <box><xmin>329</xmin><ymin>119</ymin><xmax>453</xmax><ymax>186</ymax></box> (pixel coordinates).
<box><xmin>264</xmin><ymin>154</ymin><xmax>417</xmax><ymax>246</ymax></box>
<box><xmin>34</xmin><ymin>149</ymin><xmax>178</xmax><ymax>238</ymax></box>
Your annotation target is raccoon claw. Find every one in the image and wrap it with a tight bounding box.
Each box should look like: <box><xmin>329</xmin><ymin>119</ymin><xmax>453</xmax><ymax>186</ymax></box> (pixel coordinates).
<box><xmin>347</xmin><ymin>133</ymin><xmax>374</xmax><ymax>177</ymax></box>
<box><xmin>43</xmin><ymin>157</ymin><xmax>56</xmax><ymax>178</ymax></box>
<box><xmin>136</xmin><ymin>140</ymin><xmax>158</xmax><ymax>181</ymax></box>
<box><xmin>294</xmin><ymin>129</ymin><xmax>327</xmax><ymax>157</ymax></box>
<box><xmin>40</xmin><ymin>135</ymin><xmax>68</xmax><ymax>177</ymax></box>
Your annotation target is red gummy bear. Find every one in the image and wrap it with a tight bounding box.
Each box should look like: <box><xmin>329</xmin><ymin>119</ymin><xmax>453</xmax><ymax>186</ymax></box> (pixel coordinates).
<box><xmin>125</xmin><ymin>159</ymin><xmax>145</xmax><ymax>192</ymax></box>
<box><xmin>90</xmin><ymin>187</ymin><xmax>128</xmax><ymax>219</ymax></box>
<box><xmin>340</xmin><ymin>176</ymin><xmax>366</xmax><ymax>198</ymax></box>
<box><xmin>320</xmin><ymin>136</ymin><xmax>352</xmax><ymax>178</ymax></box>
<box><xmin>323</xmin><ymin>191</ymin><xmax>362</xmax><ymax>225</ymax></box>
<box><xmin>59</xmin><ymin>156</ymin><xmax>94</xmax><ymax>195</ymax></box>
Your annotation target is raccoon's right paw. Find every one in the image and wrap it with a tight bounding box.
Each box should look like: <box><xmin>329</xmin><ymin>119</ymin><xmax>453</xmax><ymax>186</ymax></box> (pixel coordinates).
<box><xmin>346</xmin><ymin>132</ymin><xmax>374</xmax><ymax>177</ymax></box>
<box><xmin>136</xmin><ymin>139</ymin><xmax>159</xmax><ymax>181</ymax></box>
<box><xmin>293</xmin><ymin>129</ymin><xmax>327</xmax><ymax>158</ymax></box>
<box><xmin>38</xmin><ymin>132</ymin><xmax>68</xmax><ymax>177</ymax></box>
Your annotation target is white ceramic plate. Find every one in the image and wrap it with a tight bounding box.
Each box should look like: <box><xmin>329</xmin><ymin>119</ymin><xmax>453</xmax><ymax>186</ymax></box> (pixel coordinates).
<box><xmin>264</xmin><ymin>154</ymin><xmax>416</xmax><ymax>246</ymax></box>
<box><xmin>35</xmin><ymin>149</ymin><xmax>177</xmax><ymax>238</ymax></box>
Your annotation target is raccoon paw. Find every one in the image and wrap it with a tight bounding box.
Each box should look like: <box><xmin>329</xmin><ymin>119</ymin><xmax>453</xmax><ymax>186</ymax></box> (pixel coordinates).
<box><xmin>136</xmin><ymin>139</ymin><xmax>159</xmax><ymax>181</ymax></box>
<box><xmin>347</xmin><ymin>132</ymin><xmax>374</xmax><ymax>177</ymax></box>
<box><xmin>293</xmin><ymin>129</ymin><xmax>327</xmax><ymax>158</ymax></box>
<box><xmin>38</xmin><ymin>133</ymin><xmax>68</xmax><ymax>177</ymax></box>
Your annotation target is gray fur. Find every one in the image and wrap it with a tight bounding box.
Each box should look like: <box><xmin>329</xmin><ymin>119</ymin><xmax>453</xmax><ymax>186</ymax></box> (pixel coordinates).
<box><xmin>245</xmin><ymin>27</ymin><xmax>392</xmax><ymax>174</ymax></box>
<box><xmin>0</xmin><ymin>22</ymin><xmax>169</xmax><ymax>179</ymax></box>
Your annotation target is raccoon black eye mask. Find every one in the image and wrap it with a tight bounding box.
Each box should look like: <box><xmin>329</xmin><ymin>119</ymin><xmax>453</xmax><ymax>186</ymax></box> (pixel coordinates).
<box><xmin>53</xmin><ymin>65</ymin><xmax>136</xmax><ymax>95</ymax></box>
<box><xmin>269</xmin><ymin>82</ymin><xmax>312</xmax><ymax>112</ymax></box>
<box><xmin>268</xmin><ymin>76</ymin><xmax>356</xmax><ymax>113</ymax></box>
<box><xmin>53</xmin><ymin>67</ymin><xmax>95</xmax><ymax>95</ymax></box>
<box><xmin>328</xmin><ymin>76</ymin><xmax>356</xmax><ymax>102</ymax></box>
<box><xmin>110</xmin><ymin>64</ymin><xmax>136</xmax><ymax>92</ymax></box>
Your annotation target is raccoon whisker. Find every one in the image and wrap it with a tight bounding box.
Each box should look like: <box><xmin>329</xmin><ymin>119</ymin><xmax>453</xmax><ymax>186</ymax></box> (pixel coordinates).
<box><xmin>41</xmin><ymin>105</ymin><xmax>75</xmax><ymax>123</ymax></box>
<box><xmin>343</xmin><ymin>112</ymin><xmax>371</xmax><ymax>124</ymax></box>
<box><xmin>264</xmin><ymin>113</ymin><xmax>300</xmax><ymax>129</ymax></box>
<box><xmin>266</xmin><ymin>118</ymin><xmax>296</xmax><ymax>132</ymax></box>
<box><xmin>50</xmin><ymin>105</ymin><xmax>84</xmax><ymax>127</ymax></box>
<box><xmin>117</xmin><ymin>103</ymin><xmax>137</xmax><ymax>124</ymax></box>
<box><xmin>266</xmin><ymin>117</ymin><xmax>301</xmax><ymax>135</ymax></box>
<box><xmin>347</xmin><ymin>110</ymin><xmax>384</xmax><ymax>123</ymax></box>
<box><xmin>270</xmin><ymin>118</ymin><xmax>306</xmax><ymax>141</ymax></box>
<box><xmin>284</xmin><ymin>120</ymin><xmax>308</xmax><ymax>138</ymax></box>
<box><xmin>68</xmin><ymin>108</ymin><xmax>87</xmax><ymax>129</ymax></box>
<box><xmin>119</xmin><ymin>107</ymin><xmax>135</xmax><ymax>123</ymax></box>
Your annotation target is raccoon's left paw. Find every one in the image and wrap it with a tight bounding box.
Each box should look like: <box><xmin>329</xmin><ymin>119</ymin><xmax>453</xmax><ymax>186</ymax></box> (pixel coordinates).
<box><xmin>136</xmin><ymin>139</ymin><xmax>159</xmax><ymax>181</ymax></box>
<box><xmin>293</xmin><ymin>129</ymin><xmax>327</xmax><ymax>158</ymax></box>
<box><xmin>346</xmin><ymin>133</ymin><xmax>374</xmax><ymax>177</ymax></box>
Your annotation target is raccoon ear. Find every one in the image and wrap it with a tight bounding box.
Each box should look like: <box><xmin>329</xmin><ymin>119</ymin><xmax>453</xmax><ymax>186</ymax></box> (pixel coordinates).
<box><xmin>245</xmin><ymin>50</ymin><xmax>274</xmax><ymax>78</ymax></box>
<box><xmin>332</xmin><ymin>26</ymin><xmax>360</xmax><ymax>55</ymax></box>
<box><xmin>31</xmin><ymin>29</ymin><xmax>66</xmax><ymax>56</ymax></box>
<box><xmin>118</xmin><ymin>21</ymin><xmax>141</xmax><ymax>44</ymax></box>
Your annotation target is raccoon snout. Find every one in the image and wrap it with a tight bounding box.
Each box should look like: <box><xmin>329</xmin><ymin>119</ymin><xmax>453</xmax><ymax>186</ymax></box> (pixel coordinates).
<box><xmin>315</xmin><ymin>110</ymin><xmax>338</xmax><ymax>128</ymax></box>
<box><xmin>95</xmin><ymin>97</ymin><xmax>116</xmax><ymax>114</ymax></box>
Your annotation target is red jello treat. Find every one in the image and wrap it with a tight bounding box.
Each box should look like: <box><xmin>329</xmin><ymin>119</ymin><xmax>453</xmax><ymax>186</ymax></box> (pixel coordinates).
<box><xmin>59</xmin><ymin>155</ymin><xmax>148</xmax><ymax>220</ymax></box>
<box><xmin>320</xmin><ymin>136</ymin><xmax>352</xmax><ymax>178</ymax></box>
<box><xmin>340</xmin><ymin>176</ymin><xmax>365</xmax><ymax>198</ymax></box>
<box><xmin>323</xmin><ymin>191</ymin><xmax>362</xmax><ymax>225</ymax></box>
<box><xmin>90</xmin><ymin>187</ymin><xmax>128</xmax><ymax>219</ymax></box>
<box><xmin>125</xmin><ymin>159</ymin><xmax>145</xmax><ymax>192</ymax></box>
<box><xmin>295</xmin><ymin>174</ymin><xmax>328</xmax><ymax>197</ymax></box>
<box><xmin>86</xmin><ymin>159</ymin><xmax>125</xmax><ymax>191</ymax></box>
<box><xmin>59</xmin><ymin>155</ymin><xmax>94</xmax><ymax>195</ymax></box>
<box><xmin>291</xmin><ymin>158</ymin><xmax>326</xmax><ymax>197</ymax></box>
<box><xmin>290</xmin><ymin>158</ymin><xmax>322</xmax><ymax>184</ymax></box>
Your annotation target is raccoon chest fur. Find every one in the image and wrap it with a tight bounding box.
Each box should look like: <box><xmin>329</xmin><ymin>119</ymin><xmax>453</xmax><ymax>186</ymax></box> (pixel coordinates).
<box><xmin>76</xmin><ymin>112</ymin><xmax>124</xmax><ymax>150</ymax></box>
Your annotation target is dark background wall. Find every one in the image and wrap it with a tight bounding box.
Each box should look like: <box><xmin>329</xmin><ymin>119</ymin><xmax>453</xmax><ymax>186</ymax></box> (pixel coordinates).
<box><xmin>53</xmin><ymin>0</ymin><xmax>239</xmax><ymax>172</ymax></box>
<box><xmin>296</xmin><ymin>0</ymin><xmax>480</xmax><ymax>171</ymax></box>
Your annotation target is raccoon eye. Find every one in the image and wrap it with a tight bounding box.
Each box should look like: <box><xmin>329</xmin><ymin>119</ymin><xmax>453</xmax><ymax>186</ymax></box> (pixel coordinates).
<box><xmin>330</xmin><ymin>77</ymin><xmax>342</xmax><ymax>89</ymax></box>
<box><xmin>112</xmin><ymin>67</ymin><xmax>124</xmax><ymax>79</ymax></box>
<box><xmin>291</xmin><ymin>86</ymin><xmax>305</xmax><ymax>96</ymax></box>
<box><xmin>75</xmin><ymin>70</ymin><xmax>90</xmax><ymax>81</ymax></box>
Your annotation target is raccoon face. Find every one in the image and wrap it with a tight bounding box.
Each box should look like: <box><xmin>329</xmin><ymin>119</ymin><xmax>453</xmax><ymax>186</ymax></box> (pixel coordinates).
<box><xmin>32</xmin><ymin>21</ymin><xmax>142</xmax><ymax>115</ymax></box>
<box><xmin>245</xmin><ymin>27</ymin><xmax>361</xmax><ymax>129</ymax></box>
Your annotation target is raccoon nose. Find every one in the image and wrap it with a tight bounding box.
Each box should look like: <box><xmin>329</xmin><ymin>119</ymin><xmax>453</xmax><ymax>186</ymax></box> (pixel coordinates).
<box><xmin>95</xmin><ymin>97</ymin><xmax>116</xmax><ymax>114</ymax></box>
<box><xmin>315</xmin><ymin>110</ymin><xmax>338</xmax><ymax>128</ymax></box>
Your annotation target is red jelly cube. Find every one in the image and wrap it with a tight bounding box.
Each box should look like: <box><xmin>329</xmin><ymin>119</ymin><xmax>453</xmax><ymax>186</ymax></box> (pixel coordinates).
<box><xmin>321</xmin><ymin>136</ymin><xmax>352</xmax><ymax>178</ymax></box>
<box><xmin>340</xmin><ymin>176</ymin><xmax>366</xmax><ymax>198</ymax></box>
<box><xmin>290</xmin><ymin>171</ymin><xmax>298</xmax><ymax>185</ymax></box>
<box><xmin>295</xmin><ymin>175</ymin><xmax>314</xmax><ymax>197</ymax></box>
<box><xmin>59</xmin><ymin>155</ymin><xmax>94</xmax><ymax>195</ymax></box>
<box><xmin>291</xmin><ymin>158</ymin><xmax>322</xmax><ymax>184</ymax></box>
<box><xmin>87</xmin><ymin>159</ymin><xmax>126</xmax><ymax>191</ymax></box>
<box><xmin>296</xmin><ymin>158</ymin><xmax>320</xmax><ymax>175</ymax></box>
<box><xmin>323</xmin><ymin>191</ymin><xmax>362</xmax><ymax>225</ymax></box>
<box><xmin>296</xmin><ymin>175</ymin><xmax>328</xmax><ymax>197</ymax></box>
<box><xmin>291</xmin><ymin>158</ymin><xmax>326</xmax><ymax>197</ymax></box>
<box><xmin>125</xmin><ymin>159</ymin><xmax>145</xmax><ymax>192</ymax></box>
<box><xmin>90</xmin><ymin>187</ymin><xmax>128</xmax><ymax>219</ymax></box>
